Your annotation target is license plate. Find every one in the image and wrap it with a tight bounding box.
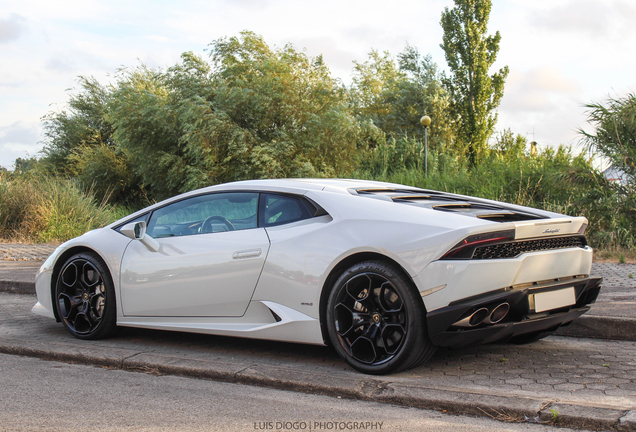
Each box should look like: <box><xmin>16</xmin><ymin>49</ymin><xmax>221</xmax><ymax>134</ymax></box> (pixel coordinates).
<box><xmin>530</xmin><ymin>287</ymin><xmax>576</xmax><ymax>313</ymax></box>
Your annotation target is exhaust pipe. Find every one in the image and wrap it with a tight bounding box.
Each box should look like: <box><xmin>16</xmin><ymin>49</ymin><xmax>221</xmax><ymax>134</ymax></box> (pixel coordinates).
<box><xmin>452</xmin><ymin>308</ymin><xmax>489</xmax><ymax>328</ymax></box>
<box><xmin>452</xmin><ymin>303</ymin><xmax>510</xmax><ymax>328</ymax></box>
<box><xmin>486</xmin><ymin>303</ymin><xmax>510</xmax><ymax>324</ymax></box>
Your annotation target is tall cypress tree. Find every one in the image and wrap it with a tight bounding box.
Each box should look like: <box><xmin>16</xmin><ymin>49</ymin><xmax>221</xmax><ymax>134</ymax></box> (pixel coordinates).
<box><xmin>440</xmin><ymin>0</ymin><xmax>508</xmax><ymax>166</ymax></box>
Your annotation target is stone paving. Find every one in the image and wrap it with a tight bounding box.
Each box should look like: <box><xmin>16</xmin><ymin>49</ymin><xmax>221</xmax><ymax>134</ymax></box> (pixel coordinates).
<box><xmin>593</xmin><ymin>262</ymin><xmax>636</xmax><ymax>289</ymax></box>
<box><xmin>0</xmin><ymin>243</ymin><xmax>58</xmax><ymax>261</ymax></box>
<box><xmin>586</xmin><ymin>263</ymin><xmax>636</xmax><ymax>321</ymax></box>
<box><xmin>413</xmin><ymin>337</ymin><xmax>636</xmax><ymax>405</ymax></box>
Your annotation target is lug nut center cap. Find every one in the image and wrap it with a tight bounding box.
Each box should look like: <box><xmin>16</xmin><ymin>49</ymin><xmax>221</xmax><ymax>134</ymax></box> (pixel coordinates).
<box><xmin>372</xmin><ymin>313</ymin><xmax>381</xmax><ymax>324</ymax></box>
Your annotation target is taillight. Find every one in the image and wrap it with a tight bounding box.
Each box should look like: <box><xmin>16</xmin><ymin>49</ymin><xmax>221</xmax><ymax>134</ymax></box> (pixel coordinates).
<box><xmin>441</xmin><ymin>229</ymin><xmax>515</xmax><ymax>260</ymax></box>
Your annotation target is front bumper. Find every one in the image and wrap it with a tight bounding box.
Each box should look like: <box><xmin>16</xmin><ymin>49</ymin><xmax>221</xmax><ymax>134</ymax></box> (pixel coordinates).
<box><xmin>426</xmin><ymin>276</ymin><xmax>602</xmax><ymax>348</ymax></box>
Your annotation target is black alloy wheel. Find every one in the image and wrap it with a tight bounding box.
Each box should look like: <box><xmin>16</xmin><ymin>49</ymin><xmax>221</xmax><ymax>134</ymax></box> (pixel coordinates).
<box><xmin>55</xmin><ymin>252</ymin><xmax>117</xmax><ymax>340</ymax></box>
<box><xmin>326</xmin><ymin>261</ymin><xmax>436</xmax><ymax>375</ymax></box>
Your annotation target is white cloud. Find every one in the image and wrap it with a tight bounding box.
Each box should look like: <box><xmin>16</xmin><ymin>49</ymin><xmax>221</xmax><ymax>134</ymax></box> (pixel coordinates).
<box><xmin>0</xmin><ymin>122</ymin><xmax>43</xmax><ymax>169</ymax></box>
<box><xmin>529</xmin><ymin>0</ymin><xmax>636</xmax><ymax>38</ymax></box>
<box><xmin>0</xmin><ymin>13</ymin><xmax>26</xmax><ymax>43</ymax></box>
<box><xmin>144</xmin><ymin>35</ymin><xmax>170</xmax><ymax>43</ymax></box>
<box><xmin>501</xmin><ymin>68</ymin><xmax>580</xmax><ymax>113</ymax></box>
<box><xmin>497</xmin><ymin>68</ymin><xmax>587</xmax><ymax>147</ymax></box>
<box><xmin>284</xmin><ymin>36</ymin><xmax>359</xmax><ymax>78</ymax></box>
<box><xmin>1</xmin><ymin>0</ymin><xmax>636</xmax><ymax>160</ymax></box>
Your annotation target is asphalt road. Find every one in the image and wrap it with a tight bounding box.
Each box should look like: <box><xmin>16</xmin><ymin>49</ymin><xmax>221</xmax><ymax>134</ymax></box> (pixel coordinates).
<box><xmin>0</xmin><ymin>353</ymin><xmax>581</xmax><ymax>432</ymax></box>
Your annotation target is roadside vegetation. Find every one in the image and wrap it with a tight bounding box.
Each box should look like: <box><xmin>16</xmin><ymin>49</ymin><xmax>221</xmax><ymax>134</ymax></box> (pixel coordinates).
<box><xmin>0</xmin><ymin>173</ymin><xmax>128</xmax><ymax>243</ymax></box>
<box><xmin>2</xmin><ymin>0</ymin><xmax>634</xmax><ymax>258</ymax></box>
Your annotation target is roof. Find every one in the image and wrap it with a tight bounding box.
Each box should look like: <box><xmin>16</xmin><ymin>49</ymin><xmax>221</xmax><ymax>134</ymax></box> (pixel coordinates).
<box><xmin>216</xmin><ymin>178</ymin><xmax>418</xmax><ymax>194</ymax></box>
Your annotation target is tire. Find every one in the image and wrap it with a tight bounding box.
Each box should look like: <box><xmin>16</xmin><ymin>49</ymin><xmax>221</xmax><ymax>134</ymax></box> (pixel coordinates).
<box><xmin>54</xmin><ymin>252</ymin><xmax>117</xmax><ymax>340</ymax></box>
<box><xmin>326</xmin><ymin>260</ymin><xmax>436</xmax><ymax>375</ymax></box>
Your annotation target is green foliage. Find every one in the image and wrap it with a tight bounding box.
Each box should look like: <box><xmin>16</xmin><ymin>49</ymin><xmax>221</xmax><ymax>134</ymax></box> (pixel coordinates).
<box><xmin>492</xmin><ymin>129</ymin><xmax>528</xmax><ymax>159</ymax></box>
<box><xmin>350</xmin><ymin>47</ymin><xmax>453</xmax><ymax>152</ymax></box>
<box><xmin>550</xmin><ymin>409</ymin><xmax>560</xmax><ymax>423</ymax></box>
<box><xmin>355</xmin><ymin>140</ymin><xmax>634</xmax><ymax>250</ymax></box>
<box><xmin>578</xmin><ymin>95</ymin><xmax>636</xmax><ymax>250</ymax></box>
<box><xmin>39</xmin><ymin>76</ymin><xmax>143</xmax><ymax>205</ymax></box>
<box><xmin>114</xmin><ymin>31</ymin><xmax>375</xmax><ymax>201</ymax></box>
<box><xmin>41</xmin><ymin>32</ymin><xmax>377</xmax><ymax>203</ymax></box>
<box><xmin>13</xmin><ymin>157</ymin><xmax>39</xmax><ymax>174</ymax></box>
<box><xmin>580</xmin><ymin>93</ymin><xmax>636</xmax><ymax>186</ymax></box>
<box><xmin>41</xmin><ymin>76</ymin><xmax>115</xmax><ymax>175</ymax></box>
<box><xmin>440</xmin><ymin>0</ymin><xmax>509</xmax><ymax>166</ymax></box>
<box><xmin>197</xmin><ymin>32</ymin><xmax>368</xmax><ymax>182</ymax></box>
<box><xmin>106</xmin><ymin>63</ymin><xmax>198</xmax><ymax>201</ymax></box>
<box><xmin>67</xmin><ymin>144</ymin><xmax>144</xmax><ymax>206</ymax></box>
<box><xmin>358</xmin><ymin>135</ymin><xmax>463</xmax><ymax>178</ymax></box>
<box><xmin>0</xmin><ymin>173</ymin><xmax>123</xmax><ymax>242</ymax></box>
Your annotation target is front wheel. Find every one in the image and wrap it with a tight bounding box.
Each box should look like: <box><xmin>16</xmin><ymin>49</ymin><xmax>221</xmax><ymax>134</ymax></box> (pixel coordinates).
<box><xmin>326</xmin><ymin>261</ymin><xmax>436</xmax><ymax>375</ymax></box>
<box><xmin>54</xmin><ymin>252</ymin><xmax>117</xmax><ymax>340</ymax></box>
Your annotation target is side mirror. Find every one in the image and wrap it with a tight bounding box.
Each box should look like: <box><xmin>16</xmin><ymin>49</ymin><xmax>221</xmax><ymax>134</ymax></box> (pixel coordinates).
<box><xmin>120</xmin><ymin>221</ymin><xmax>159</xmax><ymax>252</ymax></box>
<box><xmin>121</xmin><ymin>221</ymin><xmax>145</xmax><ymax>240</ymax></box>
<box><xmin>133</xmin><ymin>221</ymin><xmax>145</xmax><ymax>239</ymax></box>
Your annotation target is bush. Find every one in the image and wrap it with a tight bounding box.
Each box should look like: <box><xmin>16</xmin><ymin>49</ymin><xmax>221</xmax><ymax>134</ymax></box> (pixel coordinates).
<box><xmin>355</xmin><ymin>140</ymin><xmax>635</xmax><ymax>250</ymax></box>
<box><xmin>0</xmin><ymin>173</ymin><xmax>126</xmax><ymax>243</ymax></box>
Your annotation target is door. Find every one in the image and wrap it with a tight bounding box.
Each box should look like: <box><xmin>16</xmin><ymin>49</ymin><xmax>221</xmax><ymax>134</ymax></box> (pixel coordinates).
<box><xmin>120</xmin><ymin>192</ymin><xmax>270</xmax><ymax>317</ymax></box>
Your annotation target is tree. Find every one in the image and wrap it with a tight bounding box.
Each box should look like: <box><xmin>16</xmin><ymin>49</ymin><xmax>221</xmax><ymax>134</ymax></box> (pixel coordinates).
<box><xmin>13</xmin><ymin>157</ymin><xmax>39</xmax><ymax>174</ymax></box>
<box><xmin>201</xmin><ymin>31</ymin><xmax>377</xmax><ymax>182</ymax></box>
<box><xmin>39</xmin><ymin>77</ymin><xmax>144</xmax><ymax>205</ymax></box>
<box><xmin>350</xmin><ymin>46</ymin><xmax>452</xmax><ymax>150</ymax></box>
<box><xmin>40</xmin><ymin>77</ymin><xmax>115</xmax><ymax>175</ymax></box>
<box><xmin>440</xmin><ymin>0</ymin><xmax>508</xmax><ymax>166</ymax></box>
<box><xmin>106</xmin><ymin>62</ymin><xmax>201</xmax><ymax>201</ymax></box>
<box><xmin>39</xmin><ymin>77</ymin><xmax>145</xmax><ymax>205</ymax></box>
<box><xmin>580</xmin><ymin>93</ymin><xmax>636</xmax><ymax>188</ymax></box>
<box><xmin>492</xmin><ymin>129</ymin><xmax>527</xmax><ymax>160</ymax></box>
<box><xmin>43</xmin><ymin>32</ymin><xmax>378</xmax><ymax>204</ymax></box>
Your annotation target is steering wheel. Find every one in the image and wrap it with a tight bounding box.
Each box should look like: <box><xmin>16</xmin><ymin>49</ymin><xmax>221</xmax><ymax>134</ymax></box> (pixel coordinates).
<box><xmin>202</xmin><ymin>215</ymin><xmax>235</xmax><ymax>233</ymax></box>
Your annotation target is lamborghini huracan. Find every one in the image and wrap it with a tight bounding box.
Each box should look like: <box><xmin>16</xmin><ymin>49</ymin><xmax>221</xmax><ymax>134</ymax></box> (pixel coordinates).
<box><xmin>32</xmin><ymin>179</ymin><xmax>602</xmax><ymax>374</ymax></box>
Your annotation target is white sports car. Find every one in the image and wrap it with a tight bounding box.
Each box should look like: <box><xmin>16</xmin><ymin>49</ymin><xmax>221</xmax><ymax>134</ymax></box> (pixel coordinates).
<box><xmin>32</xmin><ymin>179</ymin><xmax>602</xmax><ymax>374</ymax></box>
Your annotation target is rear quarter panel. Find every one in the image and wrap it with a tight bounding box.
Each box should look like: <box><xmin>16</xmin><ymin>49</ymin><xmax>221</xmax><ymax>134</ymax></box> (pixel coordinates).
<box><xmin>251</xmin><ymin>190</ymin><xmax>497</xmax><ymax>319</ymax></box>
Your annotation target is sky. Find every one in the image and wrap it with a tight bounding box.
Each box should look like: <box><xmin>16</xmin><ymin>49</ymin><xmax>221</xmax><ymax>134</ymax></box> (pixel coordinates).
<box><xmin>1</xmin><ymin>0</ymin><xmax>635</xmax><ymax>170</ymax></box>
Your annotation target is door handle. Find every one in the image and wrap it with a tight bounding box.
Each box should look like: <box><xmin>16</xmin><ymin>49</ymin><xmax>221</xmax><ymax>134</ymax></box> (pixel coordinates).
<box><xmin>232</xmin><ymin>249</ymin><xmax>262</xmax><ymax>259</ymax></box>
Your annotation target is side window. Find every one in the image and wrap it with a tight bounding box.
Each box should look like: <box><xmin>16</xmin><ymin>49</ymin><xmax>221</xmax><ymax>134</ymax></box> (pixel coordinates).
<box><xmin>147</xmin><ymin>192</ymin><xmax>258</xmax><ymax>238</ymax></box>
<box><xmin>260</xmin><ymin>194</ymin><xmax>312</xmax><ymax>227</ymax></box>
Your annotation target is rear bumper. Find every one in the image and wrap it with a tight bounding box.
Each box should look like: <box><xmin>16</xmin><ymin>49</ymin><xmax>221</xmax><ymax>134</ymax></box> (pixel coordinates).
<box><xmin>426</xmin><ymin>276</ymin><xmax>602</xmax><ymax>348</ymax></box>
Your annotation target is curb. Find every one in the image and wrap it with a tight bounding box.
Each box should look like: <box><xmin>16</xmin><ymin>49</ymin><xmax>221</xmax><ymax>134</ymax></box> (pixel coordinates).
<box><xmin>0</xmin><ymin>337</ymin><xmax>634</xmax><ymax>431</ymax></box>
<box><xmin>0</xmin><ymin>280</ymin><xmax>36</xmax><ymax>295</ymax></box>
<box><xmin>555</xmin><ymin>315</ymin><xmax>636</xmax><ymax>341</ymax></box>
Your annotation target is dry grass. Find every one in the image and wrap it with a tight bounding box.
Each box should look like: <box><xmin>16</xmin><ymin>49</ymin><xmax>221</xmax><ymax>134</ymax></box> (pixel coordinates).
<box><xmin>0</xmin><ymin>174</ymin><xmax>123</xmax><ymax>243</ymax></box>
<box><xmin>593</xmin><ymin>248</ymin><xmax>636</xmax><ymax>264</ymax></box>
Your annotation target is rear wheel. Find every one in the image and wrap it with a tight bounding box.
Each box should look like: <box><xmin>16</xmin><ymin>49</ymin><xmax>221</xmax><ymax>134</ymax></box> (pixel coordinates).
<box><xmin>54</xmin><ymin>252</ymin><xmax>117</xmax><ymax>340</ymax></box>
<box><xmin>326</xmin><ymin>261</ymin><xmax>436</xmax><ymax>375</ymax></box>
